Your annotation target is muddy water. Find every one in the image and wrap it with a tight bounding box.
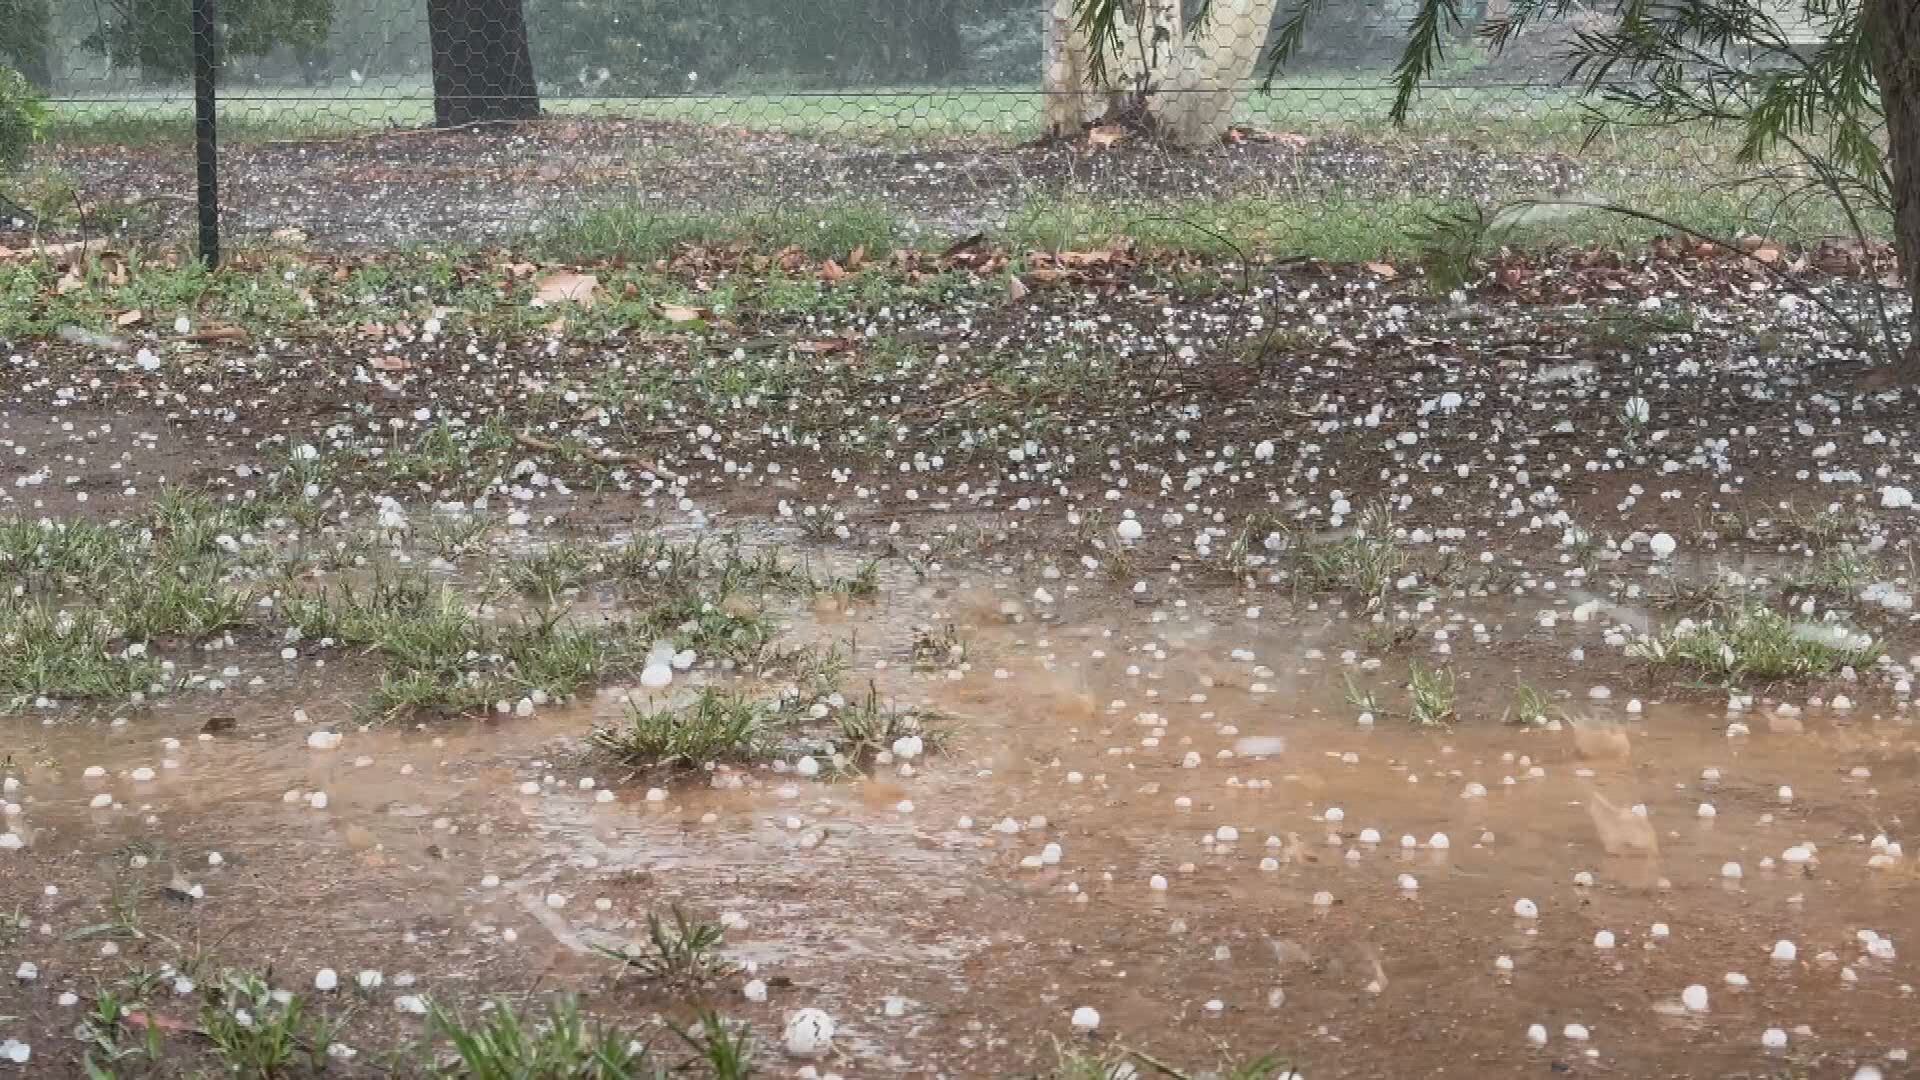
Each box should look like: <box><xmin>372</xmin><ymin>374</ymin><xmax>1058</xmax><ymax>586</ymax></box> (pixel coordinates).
<box><xmin>4</xmin><ymin>565</ymin><xmax>1917</xmax><ymax>1077</ymax></box>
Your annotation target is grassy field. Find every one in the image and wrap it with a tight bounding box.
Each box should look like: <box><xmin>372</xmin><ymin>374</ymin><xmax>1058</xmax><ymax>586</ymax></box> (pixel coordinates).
<box><xmin>41</xmin><ymin>78</ymin><xmax>1597</xmax><ymax>147</ymax></box>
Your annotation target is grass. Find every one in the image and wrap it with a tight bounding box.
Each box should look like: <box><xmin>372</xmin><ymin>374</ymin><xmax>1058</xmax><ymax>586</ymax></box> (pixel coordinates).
<box><xmin>592</xmin><ymin>688</ymin><xmax>770</xmax><ymax>767</ymax></box>
<box><xmin>1407</xmin><ymin>661</ymin><xmax>1456</xmax><ymax>727</ymax></box>
<box><xmin>833</xmin><ymin>686</ymin><xmax>947</xmax><ymax>763</ymax></box>
<box><xmin>1294</xmin><ymin>526</ymin><xmax>1405</xmax><ymax>602</ymax></box>
<box><xmin>1047</xmin><ymin>1039</ymin><xmax>1297</xmax><ymax>1080</ymax></box>
<box><xmin>199</xmin><ymin>971</ymin><xmax>343</xmax><ymax>1076</ymax></box>
<box><xmin>0</xmin><ymin>600</ymin><xmax>158</xmax><ymax>704</ymax></box>
<box><xmin>430</xmin><ymin>995</ymin><xmax>752</xmax><ymax>1080</ymax></box>
<box><xmin>592</xmin><ymin>907</ymin><xmax>735</xmax><ymax>986</ymax></box>
<box><xmin>1509</xmin><ymin>683</ymin><xmax>1553</xmax><ymax>727</ymax></box>
<box><xmin>542</xmin><ymin>202</ymin><xmax>906</xmax><ymax>263</ymax></box>
<box><xmin>1629</xmin><ymin>604</ymin><xmax>1881</xmax><ymax>681</ymax></box>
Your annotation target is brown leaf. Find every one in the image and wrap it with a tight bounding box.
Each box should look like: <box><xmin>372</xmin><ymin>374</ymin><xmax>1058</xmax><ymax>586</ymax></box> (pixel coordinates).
<box><xmin>55</xmin><ymin>270</ymin><xmax>85</xmax><ymax>294</ymax></box>
<box><xmin>1750</xmin><ymin>246</ymin><xmax>1781</xmax><ymax>265</ymax></box>
<box><xmin>370</xmin><ymin>355</ymin><xmax>411</xmax><ymax>371</ymax></box>
<box><xmin>820</xmin><ymin>258</ymin><xmax>847</xmax><ymax>282</ymax></box>
<box><xmin>1364</xmin><ymin>262</ymin><xmax>1397</xmax><ymax>279</ymax></box>
<box><xmin>847</xmin><ymin>245</ymin><xmax>867</xmax><ymax>269</ymax></box>
<box><xmin>653</xmin><ymin>302</ymin><xmax>709</xmax><ymax>324</ymax></box>
<box><xmin>1087</xmin><ymin>125</ymin><xmax>1129</xmax><ymax>149</ymax></box>
<box><xmin>532</xmin><ymin>272</ymin><xmax>600</xmax><ymax>307</ymax></box>
<box><xmin>115</xmin><ymin>308</ymin><xmax>144</xmax><ymax>327</ymax></box>
<box><xmin>1007</xmin><ymin>275</ymin><xmax>1030</xmax><ymax>303</ymax></box>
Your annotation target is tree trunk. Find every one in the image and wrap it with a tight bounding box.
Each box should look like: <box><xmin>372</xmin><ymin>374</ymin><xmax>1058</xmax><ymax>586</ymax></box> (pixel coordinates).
<box><xmin>427</xmin><ymin>0</ymin><xmax>539</xmax><ymax>127</ymax></box>
<box><xmin>1042</xmin><ymin>0</ymin><xmax>1276</xmax><ymax>146</ymax></box>
<box><xmin>1868</xmin><ymin>0</ymin><xmax>1920</xmax><ymax>371</ymax></box>
<box><xmin>1149</xmin><ymin>0</ymin><xmax>1280</xmax><ymax>145</ymax></box>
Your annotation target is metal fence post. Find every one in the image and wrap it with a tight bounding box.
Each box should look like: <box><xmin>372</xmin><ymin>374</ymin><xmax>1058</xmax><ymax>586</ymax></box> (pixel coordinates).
<box><xmin>191</xmin><ymin>0</ymin><xmax>220</xmax><ymax>267</ymax></box>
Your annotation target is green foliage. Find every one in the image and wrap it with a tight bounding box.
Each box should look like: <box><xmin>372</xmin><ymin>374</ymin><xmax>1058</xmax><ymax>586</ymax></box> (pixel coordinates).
<box><xmin>82</xmin><ymin>0</ymin><xmax>335</xmax><ymax>80</ymax></box>
<box><xmin>0</xmin><ymin>66</ymin><xmax>46</xmax><ymax>172</ymax></box>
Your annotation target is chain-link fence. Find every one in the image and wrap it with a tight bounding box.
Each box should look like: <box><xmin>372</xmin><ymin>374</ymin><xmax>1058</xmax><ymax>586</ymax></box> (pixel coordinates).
<box><xmin>0</xmin><ymin>0</ymin><xmax>1860</xmax><ymax>260</ymax></box>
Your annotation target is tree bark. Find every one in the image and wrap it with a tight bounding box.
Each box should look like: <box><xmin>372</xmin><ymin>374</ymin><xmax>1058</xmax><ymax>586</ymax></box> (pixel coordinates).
<box><xmin>1867</xmin><ymin>0</ymin><xmax>1920</xmax><ymax>371</ymax></box>
<box><xmin>427</xmin><ymin>0</ymin><xmax>540</xmax><ymax>127</ymax></box>
<box><xmin>1041</xmin><ymin>0</ymin><xmax>1276</xmax><ymax>146</ymax></box>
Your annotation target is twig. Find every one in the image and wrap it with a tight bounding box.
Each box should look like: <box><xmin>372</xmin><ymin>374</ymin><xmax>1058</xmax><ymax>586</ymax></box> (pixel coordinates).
<box><xmin>511</xmin><ymin>430</ymin><xmax>680</xmax><ymax>481</ymax></box>
<box><xmin>262</xmin><ymin>118</ymin><xmax>529</xmax><ymax>147</ymax></box>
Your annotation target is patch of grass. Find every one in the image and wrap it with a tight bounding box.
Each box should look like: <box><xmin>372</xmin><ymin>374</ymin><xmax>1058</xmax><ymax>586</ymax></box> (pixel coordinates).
<box><xmin>1407</xmin><ymin>661</ymin><xmax>1456</xmax><ymax>727</ymax></box>
<box><xmin>909</xmin><ymin>624</ymin><xmax>967</xmax><ymax>669</ymax></box>
<box><xmin>430</xmin><ymin>995</ymin><xmax>750</xmax><ymax>1080</ymax></box>
<box><xmin>592</xmin><ymin>688</ymin><xmax>769</xmax><ymax>768</ymax></box>
<box><xmin>594</xmin><ymin>906</ymin><xmax>736</xmax><ymax>987</ymax></box>
<box><xmin>0</xmin><ymin>600</ymin><xmax>158</xmax><ymax>704</ymax></box>
<box><xmin>1295</xmin><ymin>524</ymin><xmax>1405</xmax><ymax>602</ymax></box>
<box><xmin>1788</xmin><ymin>549</ymin><xmax>1878</xmax><ymax>594</ymax></box>
<box><xmin>542</xmin><ymin>201</ymin><xmax>905</xmax><ymax>263</ymax></box>
<box><xmin>113</xmin><ymin>563</ymin><xmax>253</xmax><ymax>642</ymax></box>
<box><xmin>199</xmin><ymin>971</ymin><xmax>342</xmax><ymax>1076</ymax></box>
<box><xmin>509</xmin><ymin>544</ymin><xmax>601</xmax><ymax>599</ymax></box>
<box><xmin>1509</xmin><ymin>683</ymin><xmax>1553</xmax><ymax>727</ymax></box>
<box><xmin>833</xmin><ymin>685</ymin><xmax>947</xmax><ymax>764</ymax></box>
<box><xmin>1629</xmin><ymin>604</ymin><xmax>1880</xmax><ymax>681</ymax></box>
<box><xmin>0</xmin><ymin>518</ymin><xmax>134</xmax><ymax>588</ymax></box>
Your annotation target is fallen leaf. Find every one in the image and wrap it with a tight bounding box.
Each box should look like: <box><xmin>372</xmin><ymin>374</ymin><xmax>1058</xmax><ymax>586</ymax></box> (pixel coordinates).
<box><xmin>653</xmin><ymin>302</ymin><xmax>709</xmax><ymax>323</ymax></box>
<box><xmin>1087</xmin><ymin>125</ymin><xmax>1129</xmax><ymax>149</ymax></box>
<box><xmin>847</xmin><ymin>245</ymin><xmax>867</xmax><ymax>269</ymax></box>
<box><xmin>532</xmin><ymin>272</ymin><xmax>599</xmax><ymax>307</ymax></box>
<box><xmin>55</xmin><ymin>270</ymin><xmax>84</xmax><ymax>294</ymax></box>
<box><xmin>820</xmin><ymin>258</ymin><xmax>847</xmax><ymax>282</ymax></box>
<box><xmin>115</xmin><ymin>309</ymin><xmax>144</xmax><ymax>327</ymax></box>
<box><xmin>1365</xmin><ymin>262</ymin><xmax>1398</xmax><ymax>279</ymax></box>
<box><xmin>370</xmin><ymin>355</ymin><xmax>412</xmax><ymax>372</ymax></box>
<box><xmin>1007</xmin><ymin>275</ymin><xmax>1030</xmax><ymax>303</ymax></box>
<box><xmin>1750</xmin><ymin>246</ymin><xmax>1781</xmax><ymax>265</ymax></box>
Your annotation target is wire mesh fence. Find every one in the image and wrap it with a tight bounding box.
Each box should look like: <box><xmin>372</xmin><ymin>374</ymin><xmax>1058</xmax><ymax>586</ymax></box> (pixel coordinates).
<box><xmin>0</xmin><ymin>0</ymin><xmax>1862</xmax><ymax>261</ymax></box>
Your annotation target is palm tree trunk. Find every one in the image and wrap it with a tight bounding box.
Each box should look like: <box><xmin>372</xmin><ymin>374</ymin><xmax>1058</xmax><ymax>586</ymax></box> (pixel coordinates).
<box><xmin>1867</xmin><ymin>0</ymin><xmax>1920</xmax><ymax>371</ymax></box>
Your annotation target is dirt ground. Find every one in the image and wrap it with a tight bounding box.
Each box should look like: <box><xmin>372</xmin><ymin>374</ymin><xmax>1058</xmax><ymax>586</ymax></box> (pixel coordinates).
<box><xmin>3</xmin><ymin>137</ymin><xmax>1919</xmax><ymax>1077</ymax></box>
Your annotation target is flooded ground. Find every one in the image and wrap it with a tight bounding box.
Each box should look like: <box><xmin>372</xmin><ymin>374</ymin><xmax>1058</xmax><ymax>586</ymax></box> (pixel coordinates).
<box><xmin>3</xmin><ymin>512</ymin><xmax>1916</xmax><ymax>1077</ymax></box>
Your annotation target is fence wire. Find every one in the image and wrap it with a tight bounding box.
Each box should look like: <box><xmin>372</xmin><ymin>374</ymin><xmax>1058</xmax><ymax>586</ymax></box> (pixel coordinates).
<box><xmin>0</xmin><ymin>0</ymin><xmax>1856</xmax><ymax>259</ymax></box>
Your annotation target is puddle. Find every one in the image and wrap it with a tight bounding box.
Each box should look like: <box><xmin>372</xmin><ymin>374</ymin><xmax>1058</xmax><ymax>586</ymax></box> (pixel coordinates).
<box><xmin>4</xmin><ymin>544</ymin><xmax>1918</xmax><ymax>1076</ymax></box>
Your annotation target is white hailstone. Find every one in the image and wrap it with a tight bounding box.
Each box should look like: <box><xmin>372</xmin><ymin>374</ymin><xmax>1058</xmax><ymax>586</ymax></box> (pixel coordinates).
<box><xmin>14</xmin><ymin>961</ymin><xmax>36</xmax><ymax>981</ymax></box>
<box><xmin>1526</xmin><ymin>1024</ymin><xmax>1548</xmax><ymax>1047</ymax></box>
<box><xmin>1782</xmin><ymin>844</ymin><xmax>1814</xmax><ymax>865</ymax></box>
<box><xmin>1573</xmin><ymin>871</ymin><xmax>1595</xmax><ymax>887</ymax></box>
<box><xmin>1721</xmin><ymin>861</ymin><xmax>1743</xmax><ymax>879</ymax></box>
<box><xmin>1397</xmin><ymin>874</ymin><xmax>1419</xmax><ymax>891</ymax></box>
<box><xmin>890</xmin><ymin>735</ymin><xmax>924</xmax><ymax>761</ymax></box>
<box><xmin>1116</xmin><ymin>518</ymin><xmax>1144</xmax><ymax>542</ymax></box>
<box><xmin>1698</xmin><ymin>803</ymin><xmax>1718</xmax><ymax>819</ymax></box>
<box><xmin>1867</xmin><ymin>937</ymin><xmax>1896</xmax><ymax>960</ymax></box>
<box><xmin>1562</xmin><ymin>1024</ymin><xmax>1590</xmax><ymax>1042</ymax></box>
<box><xmin>1</xmin><ymin>1039</ymin><xmax>29</xmax><ymax>1064</ymax></box>
<box><xmin>795</xmin><ymin>756</ymin><xmax>820</xmax><ymax>778</ymax></box>
<box><xmin>1071</xmin><ymin>1006</ymin><xmax>1102</xmax><ymax>1033</ymax></box>
<box><xmin>782</xmin><ymin>1009</ymin><xmax>836</xmax><ymax>1058</ymax></box>
<box><xmin>1761</xmin><ymin>1028</ymin><xmax>1789</xmax><ymax>1049</ymax></box>
<box><xmin>1883</xmin><ymin>487</ymin><xmax>1915</xmax><ymax>509</ymax></box>
<box><xmin>307</xmin><ymin>731</ymin><xmax>342</xmax><ymax>750</ymax></box>
<box><xmin>1854</xmin><ymin>1068</ymin><xmax>1885</xmax><ymax>1080</ymax></box>
<box><xmin>743</xmin><ymin>979</ymin><xmax>768</xmax><ymax>1002</ymax></box>
<box><xmin>1215</xmin><ymin>826</ymin><xmax>1239</xmax><ymax>843</ymax></box>
<box><xmin>1513</xmin><ymin>898</ymin><xmax>1539</xmax><ymax>919</ymax></box>
<box><xmin>89</xmin><ymin>793</ymin><xmax>112</xmax><ymax>809</ymax></box>
<box><xmin>1725</xmin><ymin>972</ymin><xmax>1750</xmax><ymax>987</ymax></box>
<box><xmin>1149</xmin><ymin>875</ymin><xmax>1169</xmax><ymax>891</ymax></box>
<box><xmin>645</xmin><ymin>788</ymin><xmax>668</xmax><ymax>803</ymax></box>
<box><xmin>1778</xmin><ymin>786</ymin><xmax>1794</xmax><ymax>803</ymax></box>
<box><xmin>1681</xmin><ymin>985</ymin><xmax>1709</xmax><ymax>1013</ymax></box>
<box><xmin>395</xmin><ymin>995</ymin><xmax>428</xmax><ymax>1015</ymax></box>
<box><xmin>1648</xmin><ymin>532</ymin><xmax>1677</xmax><ymax>559</ymax></box>
<box><xmin>1593</xmin><ymin>931</ymin><xmax>1616</xmax><ymax>949</ymax></box>
<box><xmin>1358</xmin><ymin>828</ymin><xmax>1381</xmax><ymax>844</ymax></box>
<box><xmin>208</xmin><ymin>852</ymin><xmax>224</xmax><ymax>867</ymax></box>
<box><xmin>1651</xmin><ymin>923</ymin><xmax>1670</xmax><ymax>940</ymax></box>
<box><xmin>1461</xmin><ymin>783</ymin><xmax>1487</xmax><ymax>799</ymax></box>
<box><xmin>308</xmin><ymin>792</ymin><xmax>329</xmax><ymax>810</ymax></box>
<box><xmin>1324</xmin><ymin>807</ymin><xmax>1345</xmax><ymax>823</ymax></box>
<box><xmin>1772</xmin><ymin>940</ymin><xmax>1798</xmax><ymax>962</ymax></box>
<box><xmin>315</xmin><ymin>968</ymin><xmax>338</xmax><ymax>991</ymax></box>
<box><xmin>1495</xmin><ymin>955</ymin><xmax>1515</xmax><ymax>972</ymax></box>
<box><xmin>1311</xmin><ymin>891</ymin><xmax>1334</xmax><ymax>907</ymax></box>
<box><xmin>136</xmin><ymin>348</ymin><xmax>162</xmax><ymax>371</ymax></box>
<box><xmin>1254</xmin><ymin>440</ymin><xmax>1275</xmax><ymax>462</ymax></box>
<box><xmin>1428</xmin><ymin>833</ymin><xmax>1450</xmax><ymax>850</ymax></box>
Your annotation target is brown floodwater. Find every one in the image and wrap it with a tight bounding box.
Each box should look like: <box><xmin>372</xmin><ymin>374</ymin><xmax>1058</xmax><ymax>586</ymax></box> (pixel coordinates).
<box><xmin>3</xmin><ymin>558</ymin><xmax>1917</xmax><ymax>1078</ymax></box>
